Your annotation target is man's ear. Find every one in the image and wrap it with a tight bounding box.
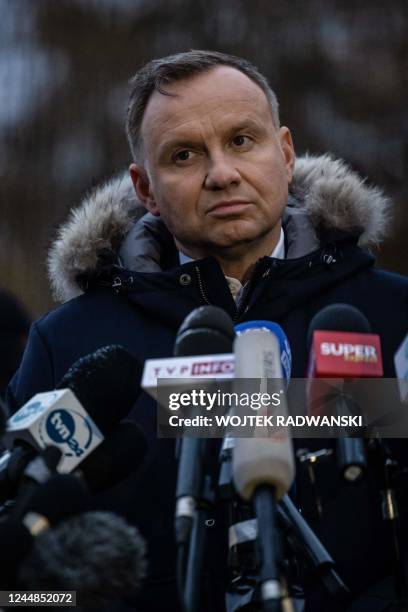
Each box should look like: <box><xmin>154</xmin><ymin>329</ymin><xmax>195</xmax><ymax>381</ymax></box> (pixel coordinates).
<box><xmin>129</xmin><ymin>163</ymin><xmax>160</xmax><ymax>215</ymax></box>
<box><xmin>277</xmin><ymin>127</ymin><xmax>295</xmax><ymax>183</ymax></box>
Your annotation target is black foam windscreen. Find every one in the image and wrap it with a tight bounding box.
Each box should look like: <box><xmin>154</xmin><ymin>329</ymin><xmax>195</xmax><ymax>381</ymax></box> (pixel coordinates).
<box><xmin>18</xmin><ymin>511</ymin><xmax>147</xmax><ymax>607</ymax></box>
<box><xmin>57</xmin><ymin>345</ymin><xmax>143</xmax><ymax>434</ymax></box>
<box><xmin>174</xmin><ymin>305</ymin><xmax>235</xmax><ymax>356</ymax></box>
<box><xmin>307</xmin><ymin>303</ymin><xmax>372</xmax><ymax>349</ymax></box>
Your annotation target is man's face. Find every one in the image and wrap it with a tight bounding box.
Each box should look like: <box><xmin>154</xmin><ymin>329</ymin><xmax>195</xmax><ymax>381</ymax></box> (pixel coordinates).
<box><xmin>130</xmin><ymin>66</ymin><xmax>295</xmax><ymax>259</ymax></box>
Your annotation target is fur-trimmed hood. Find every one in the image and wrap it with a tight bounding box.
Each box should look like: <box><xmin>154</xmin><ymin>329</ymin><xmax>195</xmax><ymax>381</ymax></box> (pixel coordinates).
<box><xmin>48</xmin><ymin>154</ymin><xmax>392</xmax><ymax>303</ymax></box>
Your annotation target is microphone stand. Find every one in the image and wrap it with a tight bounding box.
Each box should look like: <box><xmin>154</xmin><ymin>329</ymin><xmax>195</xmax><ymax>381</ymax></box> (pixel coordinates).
<box><xmin>219</xmin><ymin>443</ymin><xmax>350</xmax><ymax>611</ymax></box>
<box><xmin>183</xmin><ymin>474</ymin><xmax>214</xmax><ymax>612</ymax></box>
<box><xmin>278</xmin><ymin>496</ymin><xmax>349</xmax><ymax>604</ymax></box>
<box><xmin>254</xmin><ymin>485</ymin><xmax>284</xmax><ymax>612</ymax></box>
<box><xmin>176</xmin><ymin>437</ymin><xmax>215</xmax><ymax>612</ymax></box>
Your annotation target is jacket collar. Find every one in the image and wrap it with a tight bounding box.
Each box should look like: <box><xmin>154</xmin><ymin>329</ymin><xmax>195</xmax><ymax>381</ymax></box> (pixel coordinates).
<box><xmin>79</xmin><ymin>236</ymin><xmax>374</xmax><ymax>330</ymax></box>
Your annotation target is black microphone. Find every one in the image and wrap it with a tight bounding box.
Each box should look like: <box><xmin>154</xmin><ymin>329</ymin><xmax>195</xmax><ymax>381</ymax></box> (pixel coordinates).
<box><xmin>0</xmin><ymin>345</ymin><xmax>143</xmax><ymax>501</ymax></box>
<box><xmin>0</xmin><ymin>473</ymin><xmax>91</xmax><ymax>589</ymax></box>
<box><xmin>174</xmin><ymin>306</ymin><xmax>235</xmax><ymax>612</ymax></box>
<box><xmin>174</xmin><ymin>306</ymin><xmax>235</xmax><ymax>545</ymax></box>
<box><xmin>18</xmin><ymin>511</ymin><xmax>148</xmax><ymax>608</ymax></box>
<box><xmin>307</xmin><ymin>304</ymin><xmax>370</xmax><ymax>482</ymax></box>
<box><xmin>174</xmin><ymin>304</ymin><xmax>235</xmax><ymax>357</ymax></box>
<box><xmin>15</xmin><ymin>420</ymin><xmax>148</xmax><ymax>515</ymax></box>
<box><xmin>56</xmin><ymin>344</ymin><xmax>143</xmax><ymax>434</ymax></box>
<box><xmin>11</xmin><ymin>446</ymin><xmax>64</xmax><ymax>518</ymax></box>
<box><xmin>306</xmin><ymin>304</ymin><xmax>372</xmax><ymax>349</ymax></box>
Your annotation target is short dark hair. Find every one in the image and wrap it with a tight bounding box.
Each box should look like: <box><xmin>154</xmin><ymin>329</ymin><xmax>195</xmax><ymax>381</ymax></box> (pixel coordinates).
<box><xmin>126</xmin><ymin>49</ymin><xmax>280</xmax><ymax>162</ymax></box>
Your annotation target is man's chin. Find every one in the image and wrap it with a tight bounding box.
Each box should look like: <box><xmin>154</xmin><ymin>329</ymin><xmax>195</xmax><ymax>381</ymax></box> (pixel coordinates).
<box><xmin>175</xmin><ymin>223</ymin><xmax>276</xmax><ymax>258</ymax></box>
<box><xmin>204</xmin><ymin>236</ymin><xmax>266</xmax><ymax>259</ymax></box>
<box><xmin>209</xmin><ymin>226</ymin><xmax>268</xmax><ymax>249</ymax></box>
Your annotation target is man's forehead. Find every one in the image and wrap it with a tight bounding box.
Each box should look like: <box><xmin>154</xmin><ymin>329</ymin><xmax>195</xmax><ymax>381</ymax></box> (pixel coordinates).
<box><xmin>140</xmin><ymin>66</ymin><xmax>271</xmax><ymax>144</ymax></box>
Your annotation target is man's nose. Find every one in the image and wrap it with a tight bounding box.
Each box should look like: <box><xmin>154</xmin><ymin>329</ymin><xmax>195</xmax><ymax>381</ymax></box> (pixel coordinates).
<box><xmin>204</xmin><ymin>153</ymin><xmax>241</xmax><ymax>190</ymax></box>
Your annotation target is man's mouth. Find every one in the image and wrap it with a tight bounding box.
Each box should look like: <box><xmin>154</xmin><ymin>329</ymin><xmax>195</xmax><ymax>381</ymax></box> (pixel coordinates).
<box><xmin>207</xmin><ymin>200</ymin><xmax>252</xmax><ymax>217</ymax></box>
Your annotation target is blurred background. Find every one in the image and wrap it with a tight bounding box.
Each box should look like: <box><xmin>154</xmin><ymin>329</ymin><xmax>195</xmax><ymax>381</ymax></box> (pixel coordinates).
<box><xmin>1</xmin><ymin>0</ymin><xmax>407</xmax><ymax>319</ymax></box>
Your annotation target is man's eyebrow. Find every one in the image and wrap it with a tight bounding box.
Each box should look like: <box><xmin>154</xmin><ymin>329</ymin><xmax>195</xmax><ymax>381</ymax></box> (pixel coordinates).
<box><xmin>160</xmin><ymin>137</ymin><xmax>201</xmax><ymax>150</ymax></box>
<box><xmin>225</xmin><ymin>119</ymin><xmax>265</xmax><ymax>134</ymax></box>
<box><xmin>157</xmin><ymin>137</ymin><xmax>202</xmax><ymax>159</ymax></box>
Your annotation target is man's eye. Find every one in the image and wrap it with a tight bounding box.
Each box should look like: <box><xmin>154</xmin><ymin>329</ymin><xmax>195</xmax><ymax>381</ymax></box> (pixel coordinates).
<box><xmin>232</xmin><ymin>135</ymin><xmax>252</xmax><ymax>147</ymax></box>
<box><xmin>174</xmin><ymin>150</ymin><xmax>192</xmax><ymax>162</ymax></box>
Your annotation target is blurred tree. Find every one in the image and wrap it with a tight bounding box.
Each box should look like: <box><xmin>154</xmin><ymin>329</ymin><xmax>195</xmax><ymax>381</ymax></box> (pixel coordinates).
<box><xmin>1</xmin><ymin>0</ymin><xmax>406</xmax><ymax>317</ymax></box>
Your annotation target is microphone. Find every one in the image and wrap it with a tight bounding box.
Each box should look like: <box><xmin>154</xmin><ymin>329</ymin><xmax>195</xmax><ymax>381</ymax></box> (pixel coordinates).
<box><xmin>174</xmin><ymin>306</ymin><xmax>235</xmax><ymax>612</ymax></box>
<box><xmin>11</xmin><ymin>446</ymin><xmax>64</xmax><ymax>518</ymax></box>
<box><xmin>219</xmin><ymin>320</ymin><xmax>292</xmax><ymax>499</ymax></box>
<box><xmin>232</xmin><ymin>324</ymin><xmax>295</xmax><ymax>612</ymax></box>
<box><xmin>308</xmin><ymin>308</ymin><xmax>408</xmax><ymax>602</ymax></box>
<box><xmin>174</xmin><ymin>306</ymin><xmax>235</xmax><ymax>545</ymax></box>
<box><xmin>17</xmin><ymin>511</ymin><xmax>148</xmax><ymax>608</ymax></box>
<box><xmin>142</xmin><ymin>308</ymin><xmax>238</xmax><ymax>400</ymax></box>
<box><xmin>307</xmin><ymin>304</ymin><xmax>382</xmax><ymax>378</ymax></box>
<box><xmin>306</xmin><ymin>304</ymin><xmax>381</xmax><ymax>482</ymax></box>
<box><xmin>0</xmin><ymin>473</ymin><xmax>91</xmax><ymax>589</ymax></box>
<box><xmin>232</xmin><ymin>325</ymin><xmax>295</xmax><ymax>501</ymax></box>
<box><xmin>175</xmin><ymin>305</ymin><xmax>235</xmax><ymax>356</ymax></box>
<box><xmin>56</xmin><ymin>345</ymin><xmax>143</xmax><ymax>433</ymax></box>
<box><xmin>3</xmin><ymin>420</ymin><xmax>147</xmax><ymax>520</ymax></box>
<box><xmin>222</xmin><ymin>322</ymin><xmax>349</xmax><ymax>606</ymax></box>
<box><xmin>0</xmin><ymin>345</ymin><xmax>143</xmax><ymax>500</ymax></box>
<box><xmin>235</xmin><ymin>320</ymin><xmax>292</xmax><ymax>383</ymax></box>
<box><xmin>142</xmin><ymin>319</ymin><xmax>291</xmax><ymax>400</ymax></box>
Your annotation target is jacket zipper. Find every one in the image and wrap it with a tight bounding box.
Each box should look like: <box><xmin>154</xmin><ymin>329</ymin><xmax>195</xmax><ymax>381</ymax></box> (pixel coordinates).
<box><xmin>194</xmin><ymin>266</ymin><xmax>211</xmax><ymax>305</ymax></box>
<box><xmin>194</xmin><ymin>262</ymin><xmax>268</xmax><ymax>322</ymax></box>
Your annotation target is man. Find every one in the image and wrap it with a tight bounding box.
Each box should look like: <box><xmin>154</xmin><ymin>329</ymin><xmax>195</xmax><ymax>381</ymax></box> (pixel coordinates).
<box><xmin>8</xmin><ymin>51</ymin><xmax>408</xmax><ymax>611</ymax></box>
